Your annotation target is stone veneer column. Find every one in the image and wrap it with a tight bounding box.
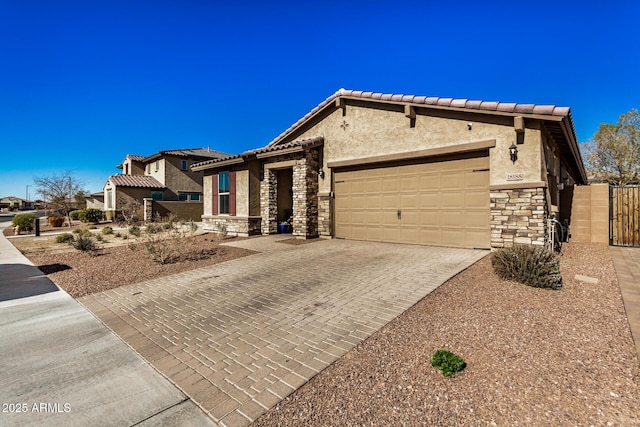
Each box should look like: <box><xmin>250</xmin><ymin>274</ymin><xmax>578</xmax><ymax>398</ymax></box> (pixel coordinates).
<box><xmin>490</xmin><ymin>187</ymin><xmax>548</xmax><ymax>248</ymax></box>
<box><xmin>260</xmin><ymin>169</ymin><xmax>278</xmax><ymax>234</ymax></box>
<box><xmin>318</xmin><ymin>193</ymin><xmax>332</xmax><ymax>237</ymax></box>
<box><xmin>143</xmin><ymin>198</ymin><xmax>153</xmax><ymax>222</ymax></box>
<box><xmin>292</xmin><ymin>150</ymin><xmax>319</xmax><ymax>238</ymax></box>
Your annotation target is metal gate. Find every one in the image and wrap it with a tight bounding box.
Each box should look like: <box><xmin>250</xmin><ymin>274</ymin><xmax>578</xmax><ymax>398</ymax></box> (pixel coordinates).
<box><xmin>610</xmin><ymin>185</ymin><xmax>640</xmax><ymax>246</ymax></box>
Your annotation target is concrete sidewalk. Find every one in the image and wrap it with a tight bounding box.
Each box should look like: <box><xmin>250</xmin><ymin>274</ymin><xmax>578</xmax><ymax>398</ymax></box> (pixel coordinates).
<box><xmin>0</xmin><ymin>227</ymin><xmax>216</xmax><ymax>426</ymax></box>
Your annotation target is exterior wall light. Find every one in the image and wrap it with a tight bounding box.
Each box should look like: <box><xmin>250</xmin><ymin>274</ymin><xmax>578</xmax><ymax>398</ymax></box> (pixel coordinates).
<box><xmin>509</xmin><ymin>143</ymin><xmax>518</xmax><ymax>164</ymax></box>
<box><xmin>318</xmin><ymin>168</ymin><xmax>325</xmax><ymax>179</ymax></box>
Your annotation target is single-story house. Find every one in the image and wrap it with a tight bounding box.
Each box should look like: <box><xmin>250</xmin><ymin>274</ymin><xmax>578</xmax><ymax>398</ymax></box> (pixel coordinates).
<box><xmin>192</xmin><ymin>89</ymin><xmax>587</xmax><ymax>249</ymax></box>
<box><xmin>0</xmin><ymin>196</ymin><xmax>32</xmax><ymax>210</ymax></box>
<box><xmin>85</xmin><ymin>192</ymin><xmax>104</xmax><ymax>210</ymax></box>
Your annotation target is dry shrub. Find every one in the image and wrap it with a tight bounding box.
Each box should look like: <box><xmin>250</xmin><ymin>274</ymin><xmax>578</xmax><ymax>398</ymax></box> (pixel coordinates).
<box><xmin>491</xmin><ymin>244</ymin><xmax>562</xmax><ymax>290</ymax></box>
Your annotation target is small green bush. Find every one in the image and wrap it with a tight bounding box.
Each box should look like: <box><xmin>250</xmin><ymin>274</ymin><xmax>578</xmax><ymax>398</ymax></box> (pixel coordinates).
<box><xmin>492</xmin><ymin>244</ymin><xmax>562</xmax><ymax>290</ymax></box>
<box><xmin>114</xmin><ymin>231</ymin><xmax>122</xmax><ymax>238</ymax></box>
<box><xmin>128</xmin><ymin>224</ymin><xmax>141</xmax><ymax>237</ymax></box>
<box><xmin>432</xmin><ymin>350</ymin><xmax>466</xmax><ymax>378</ymax></box>
<box><xmin>95</xmin><ymin>234</ymin><xmax>103</xmax><ymax>242</ymax></box>
<box><xmin>81</xmin><ymin>208</ymin><xmax>104</xmax><ymax>224</ymax></box>
<box><xmin>146</xmin><ymin>223</ymin><xmax>162</xmax><ymax>234</ymax></box>
<box><xmin>101</xmin><ymin>226</ymin><xmax>113</xmax><ymax>235</ymax></box>
<box><xmin>55</xmin><ymin>233</ymin><xmax>74</xmax><ymax>244</ymax></box>
<box><xmin>48</xmin><ymin>214</ymin><xmax>66</xmax><ymax>227</ymax></box>
<box><xmin>12</xmin><ymin>213</ymin><xmax>37</xmax><ymax>232</ymax></box>
<box><xmin>72</xmin><ymin>234</ymin><xmax>98</xmax><ymax>254</ymax></box>
<box><xmin>69</xmin><ymin>210</ymin><xmax>83</xmax><ymax>221</ymax></box>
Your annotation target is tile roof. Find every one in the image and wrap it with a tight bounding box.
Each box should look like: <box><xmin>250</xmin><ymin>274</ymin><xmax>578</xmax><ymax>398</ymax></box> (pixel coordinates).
<box><xmin>143</xmin><ymin>148</ymin><xmax>229</xmax><ymax>162</ymax></box>
<box><xmin>267</xmin><ymin>88</ymin><xmax>572</xmax><ymax>146</ymax></box>
<box><xmin>192</xmin><ymin>137</ymin><xmax>324</xmax><ymax>170</ymax></box>
<box><xmin>108</xmin><ymin>175</ymin><xmax>165</xmax><ymax>188</ymax></box>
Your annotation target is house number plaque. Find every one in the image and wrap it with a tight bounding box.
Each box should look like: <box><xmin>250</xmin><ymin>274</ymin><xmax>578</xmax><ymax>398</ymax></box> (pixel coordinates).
<box><xmin>506</xmin><ymin>173</ymin><xmax>523</xmax><ymax>181</ymax></box>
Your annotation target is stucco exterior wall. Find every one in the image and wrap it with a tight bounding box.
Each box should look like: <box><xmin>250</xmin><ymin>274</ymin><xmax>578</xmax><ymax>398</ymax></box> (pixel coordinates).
<box><xmin>163</xmin><ymin>156</ymin><xmax>205</xmax><ymax>199</ymax></box>
<box><xmin>293</xmin><ymin>104</ymin><xmax>543</xmax><ymax>193</ymax></box>
<box><xmin>235</xmin><ymin>169</ymin><xmax>249</xmax><ymax>217</ymax></box>
<box><xmin>147</xmin><ymin>158</ymin><xmax>166</xmax><ymax>186</ymax></box>
<box><xmin>203</xmin><ymin>173</ymin><xmax>213</xmax><ymax>217</ymax></box>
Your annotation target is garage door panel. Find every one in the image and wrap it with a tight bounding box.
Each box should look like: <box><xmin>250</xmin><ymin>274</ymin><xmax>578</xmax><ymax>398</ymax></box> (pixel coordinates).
<box><xmin>442</xmin><ymin>211</ymin><xmax>464</xmax><ymax>227</ymax></box>
<box><xmin>442</xmin><ymin>192</ymin><xmax>465</xmax><ymax>209</ymax></box>
<box><xmin>334</xmin><ymin>154</ymin><xmax>489</xmax><ymax>248</ymax></box>
<box><xmin>465</xmin><ymin>192</ymin><xmax>488</xmax><ymax>208</ymax></box>
<box><xmin>465</xmin><ymin>211</ymin><xmax>490</xmax><ymax>228</ymax></box>
<box><xmin>419</xmin><ymin>193</ymin><xmax>441</xmax><ymax>209</ymax></box>
<box><xmin>420</xmin><ymin>175</ymin><xmax>441</xmax><ymax>189</ymax></box>
<box><xmin>419</xmin><ymin>209</ymin><xmax>442</xmax><ymax>224</ymax></box>
<box><xmin>382</xmin><ymin>194</ymin><xmax>399</xmax><ymax>209</ymax></box>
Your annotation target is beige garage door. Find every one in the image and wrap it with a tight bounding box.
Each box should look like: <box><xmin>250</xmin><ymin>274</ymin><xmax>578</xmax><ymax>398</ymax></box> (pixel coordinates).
<box><xmin>334</xmin><ymin>153</ymin><xmax>490</xmax><ymax>249</ymax></box>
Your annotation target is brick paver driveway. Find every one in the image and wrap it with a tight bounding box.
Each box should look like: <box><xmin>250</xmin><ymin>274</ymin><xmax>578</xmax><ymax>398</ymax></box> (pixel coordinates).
<box><xmin>81</xmin><ymin>236</ymin><xmax>486</xmax><ymax>426</ymax></box>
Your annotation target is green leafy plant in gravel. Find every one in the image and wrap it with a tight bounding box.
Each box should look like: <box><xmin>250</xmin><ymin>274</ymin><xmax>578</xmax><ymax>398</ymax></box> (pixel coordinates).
<box><xmin>71</xmin><ymin>234</ymin><xmax>99</xmax><ymax>255</ymax></box>
<box><xmin>101</xmin><ymin>226</ymin><xmax>113</xmax><ymax>235</ymax></box>
<box><xmin>55</xmin><ymin>233</ymin><xmax>74</xmax><ymax>243</ymax></box>
<box><xmin>492</xmin><ymin>244</ymin><xmax>563</xmax><ymax>290</ymax></box>
<box><xmin>80</xmin><ymin>208</ymin><xmax>105</xmax><ymax>224</ymax></box>
<box><xmin>432</xmin><ymin>350</ymin><xmax>466</xmax><ymax>378</ymax></box>
<box><xmin>128</xmin><ymin>224</ymin><xmax>141</xmax><ymax>237</ymax></box>
<box><xmin>12</xmin><ymin>213</ymin><xmax>37</xmax><ymax>232</ymax></box>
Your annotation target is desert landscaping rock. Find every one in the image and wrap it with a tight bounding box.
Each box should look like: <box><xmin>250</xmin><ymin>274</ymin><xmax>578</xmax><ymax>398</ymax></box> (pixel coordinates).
<box><xmin>255</xmin><ymin>242</ymin><xmax>640</xmax><ymax>426</ymax></box>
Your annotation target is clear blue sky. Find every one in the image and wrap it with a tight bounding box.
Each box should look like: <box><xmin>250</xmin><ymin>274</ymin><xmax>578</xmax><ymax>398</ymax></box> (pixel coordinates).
<box><xmin>1</xmin><ymin>0</ymin><xmax>638</xmax><ymax>199</ymax></box>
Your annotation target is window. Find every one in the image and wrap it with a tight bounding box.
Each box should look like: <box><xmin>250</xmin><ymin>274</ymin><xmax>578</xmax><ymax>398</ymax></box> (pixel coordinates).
<box><xmin>155</xmin><ymin>160</ymin><xmax>159</xmax><ymax>172</ymax></box>
<box><xmin>218</xmin><ymin>172</ymin><xmax>230</xmax><ymax>214</ymax></box>
<box><xmin>152</xmin><ymin>191</ymin><xmax>163</xmax><ymax>201</ymax></box>
<box><xmin>181</xmin><ymin>159</ymin><xmax>188</xmax><ymax>170</ymax></box>
<box><xmin>178</xmin><ymin>192</ymin><xmax>201</xmax><ymax>201</ymax></box>
<box><xmin>106</xmin><ymin>189</ymin><xmax>113</xmax><ymax>209</ymax></box>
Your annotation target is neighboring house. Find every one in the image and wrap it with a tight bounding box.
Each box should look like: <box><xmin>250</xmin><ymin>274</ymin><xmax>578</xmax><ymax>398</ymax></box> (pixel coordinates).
<box><xmin>0</xmin><ymin>196</ymin><xmax>32</xmax><ymax>210</ymax></box>
<box><xmin>193</xmin><ymin>89</ymin><xmax>587</xmax><ymax>250</ymax></box>
<box><xmin>103</xmin><ymin>148</ymin><xmax>227</xmax><ymax>220</ymax></box>
<box><xmin>85</xmin><ymin>192</ymin><xmax>105</xmax><ymax>210</ymax></box>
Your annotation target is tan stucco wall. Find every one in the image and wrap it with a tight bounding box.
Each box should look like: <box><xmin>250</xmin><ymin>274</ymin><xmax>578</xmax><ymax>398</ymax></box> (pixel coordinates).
<box><xmin>147</xmin><ymin>158</ymin><xmax>166</xmax><ymax>185</ymax></box>
<box><xmin>163</xmin><ymin>156</ymin><xmax>205</xmax><ymax>199</ymax></box>
<box><xmin>293</xmin><ymin>105</ymin><xmax>543</xmax><ymax>193</ymax></box>
<box><xmin>570</xmin><ymin>184</ymin><xmax>609</xmax><ymax>244</ymax></box>
<box><xmin>202</xmin><ymin>174</ymin><xmax>213</xmax><ymax>217</ymax></box>
<box><xmin>235</xmin><ymin>169</ymin><xmax>249</xmax><ymax>217</ymax></box>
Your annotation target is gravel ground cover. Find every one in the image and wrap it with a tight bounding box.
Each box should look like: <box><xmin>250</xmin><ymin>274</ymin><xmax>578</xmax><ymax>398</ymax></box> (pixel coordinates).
<box><xmin>254</xmin><ymin>242</ymin><xmax>640</xmax><ymax>426</ymax></box>
<box><xmin>27</xmin><ymin>233</ymin><xmax>256</xmax><ymax>298</ymax></box>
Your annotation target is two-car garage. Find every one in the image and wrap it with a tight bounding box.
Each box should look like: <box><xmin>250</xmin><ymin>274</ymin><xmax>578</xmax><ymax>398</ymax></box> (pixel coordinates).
<box><xmin>333</xmin><ymin>151</ymin><xmax>491</xmax><ymax>249</ymax></box>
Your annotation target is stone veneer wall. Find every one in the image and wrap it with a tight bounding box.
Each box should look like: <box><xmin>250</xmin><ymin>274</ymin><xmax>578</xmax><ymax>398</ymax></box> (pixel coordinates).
<box><xmin>259</xmin><ymin>149</ymin><xmax>320</xmax><ymax>238</ymax></box>
<box><xmin>318</xmin><ymin>193</ymin><xmax>332</xmax><ymax>237</ymax></box>
<box><xmin>490</xmin><ymin>187</ymin><xmax>548</xmax><ymax>248</ymax></box>
<box><xmin>260</xmin><ymin>169</ymin><xmax>278</xmax><ymax>234</ymax></box>
<box><xmin>292</xmin><ymin>149</ymin><xmax>319</xmax><ymax>238</ymax></box>
<box><xmin>203</xmin><ymin>216</ymin><xmax>261</xmax><ymax>236</ymax></box>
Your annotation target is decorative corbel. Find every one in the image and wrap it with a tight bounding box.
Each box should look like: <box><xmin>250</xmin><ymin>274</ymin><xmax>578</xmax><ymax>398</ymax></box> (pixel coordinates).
<box><xmin>514</xmin><ymin>116</ymin><xmax>525</xmax><ymax>144</ymax></box>
<box><xmin>336</xmin><ymin>98</ymin><xmax>346</xmax><ymax>116</ymax></box>
<box><xmin>404</xmin><ymin>105</ymin><xmax>416</xmax><ymax>128</ymax></box>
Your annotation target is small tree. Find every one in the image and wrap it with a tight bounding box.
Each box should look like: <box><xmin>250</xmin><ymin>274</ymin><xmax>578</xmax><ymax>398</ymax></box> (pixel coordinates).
<box><xmin>34</xmin><ymin>170</ymin><xmax>85</xmax><ymax>228</ymax></box>
<box><xmin>583</xmin><ymin>109</ymin><xmax>640</xmax><ymax>185</ymax></box>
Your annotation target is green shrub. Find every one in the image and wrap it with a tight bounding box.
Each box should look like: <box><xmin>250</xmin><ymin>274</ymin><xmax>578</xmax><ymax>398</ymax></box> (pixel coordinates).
<box><xmin>12</xmin><ymin>213</ymin><xmax>37</xmax><ymax>231</ymax></box>
<box><xmin>432</xmin><ymin>350</ymin><xmax>466</xmax><ymax>378</ymax></box>
<box><xmin>48</xmin><ymin>214</ymin><xmax>66</xmax><ymax>227</ymax></box>
<box><xmin>492</xmin><ymin>245</ymin><xmax>562</xmax><ymax>290</ymax></box>
<box><xmin>95</xmin><ymin>234</ymin><xmax>103</xmax><ymax>242</ymax></box>
<box><xmin>114</xmin><ymin>231</ymin><xmax>122</xmax><ymax>238</ymax></box>
<box><xmin>55</xmin><ymin>233</ymin><xmax>74</xmax><ymax>244</ymax></box>
<box><xmin>146</xmin><ymin>223</ymin><xmax>162</xmax><ymax>234</ymax></box>
<box><xmin>69</xmin><ymin>210</ymin><xmax>83</xmax><ymax>221</ymax></box>
<box><xmin>101</xmin><ymin>226</ymin><xmax>113</xmax><ymax>235</ymax></box>
<box><xmin>82</xmin><ymin>208</ymin><xmax>104</xmax><ymax>224</ymax></box>
<box><xmin>128</xmin><ymin>224</ymin><xmax>141</xmax><ymax>237</ymax></box>
<box><xmin>72</xmin><ymin>234</ymin><xmax>98</xmax><ymax>254</ymax></box>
